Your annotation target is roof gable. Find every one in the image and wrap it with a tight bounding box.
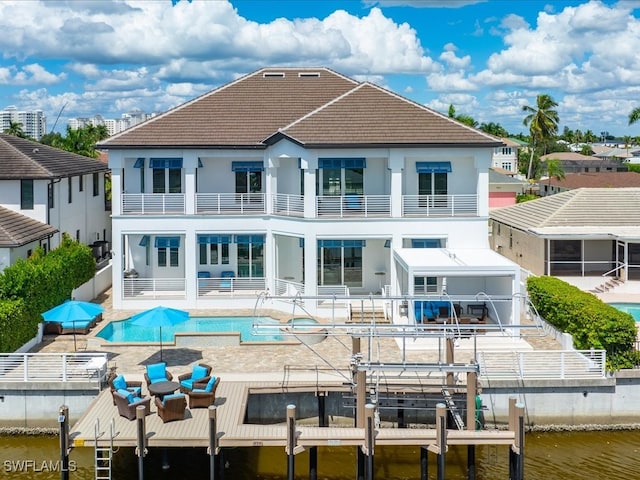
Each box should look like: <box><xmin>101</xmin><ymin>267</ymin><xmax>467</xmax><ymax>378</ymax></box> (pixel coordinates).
<box><xmin>0</xmin><ymin>206</ymin><xmax>58</xmax><ymax>248</ymax></box>
<box><xmin>0</xmin><ymin>134</ymin><xmax>109</xmax><ymax>180</ymax></box>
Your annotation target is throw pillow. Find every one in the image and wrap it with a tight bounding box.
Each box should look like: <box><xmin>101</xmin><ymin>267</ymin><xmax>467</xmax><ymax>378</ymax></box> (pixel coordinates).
<box><xmin>112</xmin><ymin>374</ymin><xmax>126</xmax><ymax>390</ymax></box>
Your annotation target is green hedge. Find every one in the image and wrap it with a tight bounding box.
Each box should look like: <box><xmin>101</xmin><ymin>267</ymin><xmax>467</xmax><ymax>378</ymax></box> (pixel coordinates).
<box><xmin>527</xmin><ymin>276</ymin><xmax>639</xmax><ymax>370</ymax></box>
<box><xmin>0</xmin><ymin>234</ymin><xmax>96</xmax><ymax>352</ymax></box>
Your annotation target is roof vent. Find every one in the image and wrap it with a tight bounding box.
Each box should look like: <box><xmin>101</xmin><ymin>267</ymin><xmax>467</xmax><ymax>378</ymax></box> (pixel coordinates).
<box><xmin>32</xmin><ymin>148</ymin><xmax>39</xmax><ymax>153</ymax></box>
<box><xmin>263</xmin><ymin>72</ymin><xmax>285</xmax><ymax>78</ymax></box>
<box><xmin>299</xmin><ymin>72</ymin><xmax>320</xmax><ymax>78</ymax></box>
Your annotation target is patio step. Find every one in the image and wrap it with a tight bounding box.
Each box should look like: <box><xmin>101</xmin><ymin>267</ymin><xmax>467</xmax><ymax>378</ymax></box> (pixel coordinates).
<box><xmin>348</xmin><ymin>301</ymin><xmax>389</xmax><ymax>323</ymax></box>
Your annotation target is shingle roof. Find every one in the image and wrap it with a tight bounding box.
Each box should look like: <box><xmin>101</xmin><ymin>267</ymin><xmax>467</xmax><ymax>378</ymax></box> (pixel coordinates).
<box><xmin>101</xmin><ymin>67</ymin><xmax>501</xmax><ymax>149</ymax></box>
<box><xmin>0</xmin><ymin>134</ymin><xmax>109</xmax><ymax>180</ymax></box>
<box><xmin>490</xmin><ymin>188</ymin><xmax>640</xmax><ymax>233</ymax></box>
<box><xmin>0</xmin><ymin>206</ymin><xmax>58</xmax><ymax>248</ymax></box>
<box><xmin>547</xmin><ymin>172</ymin><xmax>640</xmax><ymax>189</ymax></box>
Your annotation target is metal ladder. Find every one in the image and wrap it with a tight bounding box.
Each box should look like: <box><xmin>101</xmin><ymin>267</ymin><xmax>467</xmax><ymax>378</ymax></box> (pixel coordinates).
<box><xmin>94</xmin><ymin>418</ymin><xmax>117</xmax><ymax>480</ymax></box>
<box><xmin>441</xmin><ymin>388</ymin><xmax>465</xmax><ymax>430</ymax></box>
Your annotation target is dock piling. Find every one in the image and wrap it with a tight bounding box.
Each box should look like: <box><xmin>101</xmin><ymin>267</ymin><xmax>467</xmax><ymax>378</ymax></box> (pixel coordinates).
<box><xmin>286</xmin><ymin>404</ymin><xmax>296</xmax><ymax>480</ymax></box>
<box><xmin>208</xmin><ymin>405</ymin><xmax>218</xmax><ymax>480</ymax></box>
<box><xmin>364</xmin><ymin>403</ymin><xmax>375</xmax><ymax>480</ymax></box>
<box><xmin>58</xmin><ymin>405</ymin><xmax>69</xmax><ymax>480</ymax></box>
<box><xmin>135</xmin><ymin>404</ymin><xmax>147</xmax><ymax>480</ymax></box>
<box><xmin>436</xmin><ymin>402</ymin><xmax>447</xmax><ymax>480</ymax></box>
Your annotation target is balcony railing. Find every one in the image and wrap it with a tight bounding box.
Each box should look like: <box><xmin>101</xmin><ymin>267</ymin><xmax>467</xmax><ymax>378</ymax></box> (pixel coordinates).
<box><xmin>197</xmin><ymin>277</ymin><xmax>267</xmax><ymax>296</ymax></box>
<box><xmin>0</xmin><ymin>353</ymin><xmax>108</xmax><ymax>384</ymax></box>
<box><xmin>196</xmin><ymin>193</ymin><xmax>265</xmax><ymax>214</ymax></box>
<box><xmin>273</xmin><ymin>193</ymin><xmax>304</xmax><ymax>217</ymax></box>
<box><xmin>122</xmin><ymin>193</ymin><xmax>185</xmax><ymax>215</ymax></box>
<box><xmin>122</xmin><ymin>277</ymin><xmax>186</xmax><ymax>299</ymax></box>
<box><xmin>316</xmin><ymin>195</ymin><xmax>391</xmax><ymax>218</ymax></box>
<box><xmin>402</xmin><ymin>194</ymin><xmax>478</xmax><ymax>217</ymax></box>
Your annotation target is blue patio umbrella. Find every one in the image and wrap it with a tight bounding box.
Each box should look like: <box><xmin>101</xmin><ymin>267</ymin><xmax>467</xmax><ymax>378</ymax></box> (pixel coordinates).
<box><xmin>41</xmin><ymin>300</ymin><xmax>104</xmax><ymax>351</ymax></box>
<box><xmin>130</xmin><ymin>306</ymin><xmax>189</xmax><ymax>362</ymax></box>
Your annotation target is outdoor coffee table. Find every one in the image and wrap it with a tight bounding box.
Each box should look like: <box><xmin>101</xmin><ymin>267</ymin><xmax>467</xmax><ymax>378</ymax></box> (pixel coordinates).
<box><xmin>148</xmin><ymin>380</ymin><xmax>180</xmax><ymax>400</ymax></box>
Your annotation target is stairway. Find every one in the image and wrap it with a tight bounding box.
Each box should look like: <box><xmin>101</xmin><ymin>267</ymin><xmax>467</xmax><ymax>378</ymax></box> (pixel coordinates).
<box><xmin>590</xmin><ymin>277</ymin><xmax>623</xmax><ymax>294</ymax></box>
<box><xmin>348</xmin><ymin>300</ymin><xmax>389</xmax><ymax>323</ymax></box>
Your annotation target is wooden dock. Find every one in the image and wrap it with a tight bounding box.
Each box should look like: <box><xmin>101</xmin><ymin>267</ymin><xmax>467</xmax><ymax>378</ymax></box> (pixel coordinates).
<box><xmin>70</xmin><ymin>379</ymin><xmax>515</xmax><ymax>450</ymax></box>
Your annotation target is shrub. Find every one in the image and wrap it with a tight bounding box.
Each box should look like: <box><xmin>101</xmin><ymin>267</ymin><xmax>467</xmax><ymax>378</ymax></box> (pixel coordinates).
<box><xmin>527</xmin><ymin>276</ymin><xmax>639</xmax><ymax>370</ymax></box>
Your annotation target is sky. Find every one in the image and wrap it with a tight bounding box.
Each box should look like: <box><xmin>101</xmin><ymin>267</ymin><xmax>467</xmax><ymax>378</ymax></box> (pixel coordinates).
<box><xmin>2</xmin><ymin>0</ymin><xmax>640</xmax><ymax>137</ymax></box>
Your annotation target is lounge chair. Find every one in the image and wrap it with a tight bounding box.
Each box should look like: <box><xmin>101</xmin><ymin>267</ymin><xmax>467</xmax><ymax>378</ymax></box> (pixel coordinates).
<box><xmin>144</xmin><ymin>362</ymin><xmax>173</xmax><ymax>387</ymax></box>
<box><xmin>188</xmin><ymin>376</ymin><xmax>221</xmax><ymax>409</ymax></box>
<box><xmin>155</xmin><ymin>393</ymin><xmax>187</xmax><ymax>423</ymax></box>
<box><xmin>198</xmin><ymin>271</ymin><xmax>211</xmax><ymax>289</ymax></box>
<box><xmin>178</xmin><ymin>363</ymin><xmax>212</xmax><ymax>393</ymax></box>
<box><xmin>108</xmin><ymin>373</ymin><xmax>143</xmax><ymax>405</ymax></box>
<box><xmin>44</xmin><ymin>320</ymin><xmax>93</xmax><ymax>335</ymax></box>
<box><xmin>113</xmin><ymin>390</ymin><xmax>151</xmax><ymax>421</ymax></box>
<box><xmin>220</xmin><ymin>271</ymin><xmax>235</xmax><ymax>290</ymax></box>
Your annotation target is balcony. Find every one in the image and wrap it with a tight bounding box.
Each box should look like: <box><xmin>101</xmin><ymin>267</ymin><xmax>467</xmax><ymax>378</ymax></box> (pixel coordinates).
<box><xmin>196</xmin><ymin>193</ymin><xmax>265</xmax><ymax>215</ymax></box>
<box><xmin>122</xmin><ymin>277</ymin><xmax>186</xmax><ymax>299</ymax></box>
<box><xmin>316</xmin><ymin>195</ymin><xmax>391</xmax><ymax>218</ymax></box>
<box><xmin>122</xmin><ymin>193</ymin><xmax>185</xmax><ymax>215</ymax></box>
<box><xmin>273</xmin><ymin>193</ymin><xmax>304</xmax><ymax>217</ymax></box>
<box><xmin>402</xmin><ymin>194</ymin><xmax>478</xmax><ymax>217</ymax></box>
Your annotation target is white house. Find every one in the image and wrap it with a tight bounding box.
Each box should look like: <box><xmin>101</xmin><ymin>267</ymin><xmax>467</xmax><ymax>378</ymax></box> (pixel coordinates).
<box><xmin>100</xmin><ymin>67</ymin><xmax>521</xmax><ymax>325</ymax></box>
<box><xmin>0</xmin><ymin>133</ymin><xmax>111</xmax><ymax>271</ymax></box>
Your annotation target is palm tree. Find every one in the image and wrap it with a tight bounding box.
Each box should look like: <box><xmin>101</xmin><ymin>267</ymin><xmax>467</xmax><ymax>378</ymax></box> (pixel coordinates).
<box><xmin>4</xmin><ymin>120</ymin><xmax>25</xmax><ymax>138</ymax></box>
<box><xmin>545</xmin><ymin>159</ymin><xmax>565</xmax><ymax>195</ymax></box>
<box><xmin>522</xmin><ymin>94</ymin><xmax>559</xmax><ymax>179</ymax></box>
<box><xmin>628</xmin><ymin>107</ymin><xmax>640</xmax><ymax>126</ymax></box>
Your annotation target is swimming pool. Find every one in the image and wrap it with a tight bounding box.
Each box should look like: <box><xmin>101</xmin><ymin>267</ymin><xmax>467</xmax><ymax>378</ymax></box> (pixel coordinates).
<box><xmin>609</xmin><ymin>303</ymin><xmax>640</xmax><ymax>321</ymax></box>
<box><xmin>96</xmin><ymin>316</ymin><xmax>288</xmax><ymax>343</ymax></box>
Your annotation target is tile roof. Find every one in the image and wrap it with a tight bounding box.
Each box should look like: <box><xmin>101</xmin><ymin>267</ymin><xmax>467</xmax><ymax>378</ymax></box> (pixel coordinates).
<box><xmin>0</xmin><ymin>206</ymin><xmax>58</xmax><ymax>248</ymax></box>
<box><xmin>490</xmin><ymin>188</ymin><xmax>640</xmax><ymax>233</ymax></box>
<box><xmin>101</xmin><ymin>67</ymin><xmax>501</xmax><ymax>149</ymax></box>
<box><xmin>0</xmin><ymin>134</ymin><xmax>109</xmax><ymax>180</ymax></box>
<box><xmin>540</xmin><ymin>152</ymin><xmax>598</xmax><ymax>161</ymax></box>
<box><xmin>546</xmin><ymin>172</ymin><xmax>640</xmax><ymax>189</ymax></box>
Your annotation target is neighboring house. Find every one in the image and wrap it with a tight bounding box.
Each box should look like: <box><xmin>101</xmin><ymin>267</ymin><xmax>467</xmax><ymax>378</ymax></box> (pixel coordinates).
<box><xmin>100</xmin><ymin>67</ymin><xmax>521</xmax><ymax>325</ymax></box>
<box><xmin>0</xmin><ymin>133</ymin><xmax>111</xmax><ymax>271</ymax></box>
<box><xmin>488</xmin><ymin>169</ymin><xmax>527</xmax><ymax>208</ymax></box>
<box><xmin>540</xmin><ymin>171</ymin><xmax>640</xmax><ymax>196</ymax></box>
<box><xmin>540</xmin><ymin>152</ymin><xmax>627</xmax><ymax>174</ymax></box>
<box><xmin>491</xmin><ymin>138</ymin><xmax>521</xmax><ymax>173</ymax></box>
<box><xmin>489</xmin><ymin>188</ymin><xmax>640</xmax><ymax>281</ymax></box>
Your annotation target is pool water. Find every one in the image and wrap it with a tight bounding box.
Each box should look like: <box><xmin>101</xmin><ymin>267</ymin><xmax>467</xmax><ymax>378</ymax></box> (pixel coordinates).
<box><xmin>96</xmin><ymin>316</ymin><xmax>287</xmax><ymax>342</ymax></box>
<box><xmin>609</xmin><ymin>303</ymin><xmax>640</xmax><ymax>321</ymax></box>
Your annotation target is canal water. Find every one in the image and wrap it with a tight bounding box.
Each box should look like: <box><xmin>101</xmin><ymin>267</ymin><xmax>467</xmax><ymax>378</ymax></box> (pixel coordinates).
<box><xmin>2</xmin><ymin>430</ymin><xmax>639</xmax><ymax>479</ymax></box>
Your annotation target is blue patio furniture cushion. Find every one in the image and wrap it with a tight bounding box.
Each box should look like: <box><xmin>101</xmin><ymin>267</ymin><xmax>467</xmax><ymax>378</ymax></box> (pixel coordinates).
<box><xmin>192</xmin><ymin>364</ymin><xmax>208</xmax><ymax>380</ymax></box>
<box><xmin>117</xmin><ymin>388</ymin><xmax>135</xmax><ymax>404</ymax></box>
<box><xmin>220</xmin><ymin>271</ymin><xmax>235</xmax><ymax>288</ymax></box>
<box><xmin>131</xmin><ymin>396</ymin><xmax>143</xmax><ymax>403</ymax></box>
<box><xmin>146</xmin><ymin>362</ymin><xmax>168</xmax><ymax>384</ymax></box>
<box><xmin>193</xmin><ymin>376</ymin><xmax>217</xmax><ymax>393</ymax></box>
<box><xmin>112</xmin><ymin>374</ymin><xmax>127</xmax><ymax>390</ymax></box>
<box><xmin>162</xmin><ymin>393</ymin><xmax>185</xmax><ymax>406</ymax></box>
<box><xmin>61</xmin><ymin>320</ymin><xmax>92</xmax><ymax>330</ymax></box>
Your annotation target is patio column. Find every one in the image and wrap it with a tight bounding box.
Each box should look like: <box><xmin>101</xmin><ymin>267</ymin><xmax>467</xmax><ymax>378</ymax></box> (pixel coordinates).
<box><xmin>388</xmin><ymin>151</ymin><xmax>403</xmax><ymax>218</ymax></box>
<box><xmin>303</xmin><ymin>233</ymin><xmax>318</xmax><ymax>298</ymax></box>
<box><xmin>183</xmin><ymin>152</ymin><xmax>197</xmax><ymax>215</ymax></box>
<box><xmin>301</xmin><ymin>156</ymin><xmax>317</xmax><ymax>218</ymax></box>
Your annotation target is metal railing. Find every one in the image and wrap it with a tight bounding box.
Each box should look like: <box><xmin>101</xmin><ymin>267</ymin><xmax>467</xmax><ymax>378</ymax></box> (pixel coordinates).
<box><xmin>316</xmin><ymin>195</ymin><xmax>391</xmax><ymax>217</ymax></box>
<box><xmin>197</xmin><ymin>277</ymin><xmax>267</xmax><ymax>296</ymax></box>
<box><xmin>122</xmin><ymin>193</ymin><xmax>185</xmax><ymax>214</ymax></box>
<box><xmin>272</xmin><ymin>193</ymin><xmax>304</xmax><ymax>217</ymax></box>
<box><xmin>274</xmin><ymin>278</ymin><xmax>304</xmax><ymax>296</ymax></box>
<box><xmin>196</xmin><ymin>193</ymin><xmax>265</xmax><ymax>214</ymax></box>
<box><xmin>122</xmin><ymin>277</ymin><xmax>186</xmax><ymax>298</ymax></box>
<box><xmin>0</xmin><ymin>353</ymin><xmax>108</xmax><ymax>384</ymax></box>
<box><xmin>401</xmin><ymin>194</ymin><xmax>478</xmax><ymax>217</ymax></box>
<box><xmin>478</xmin><ymin>350</ymin><xmax>606</xmax><ymax>380</ymax></box>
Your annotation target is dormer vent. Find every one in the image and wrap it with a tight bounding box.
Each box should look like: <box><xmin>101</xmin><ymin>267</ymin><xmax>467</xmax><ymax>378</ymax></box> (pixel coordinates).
<box><xmin>263</xmin><ymin>72</ymin><xmax>285</xmax><ymax>78</ymax></box>
<box><xmin>298</xmin><ymin>72</ymin><xmax>320</xmax><ymax>78</ymax></box>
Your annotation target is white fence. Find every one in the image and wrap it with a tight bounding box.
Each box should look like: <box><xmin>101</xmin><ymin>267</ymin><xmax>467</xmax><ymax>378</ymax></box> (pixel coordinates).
<box><xmin>0</xmin><ymin>352</ymin><xmax>108</xmax><ymax>385</ymax></box>
<box><xmin>478</xmin><ymin>349</ymin><xmax>606</xmax><ymax>380</ymax></box>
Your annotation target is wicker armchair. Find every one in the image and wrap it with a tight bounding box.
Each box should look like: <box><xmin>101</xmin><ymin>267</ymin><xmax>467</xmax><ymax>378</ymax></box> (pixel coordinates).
<box><xmin>113</xmin><ymin>390</ymin><xmax>151</xmax><ymax>421</ymax></box>
<box><xmin>178</xmin><ymin>363</ymin><xmax>212</xmax><ymax>393</ymax></box>
<box><xmin>144</xmin><ymin>362</ymin><xmax>174</xmax><ymax>387</ymax></box>
<box><xmin>108</xmin><ymin>373</ymin><xmax>143</xmax><ymax>405</ymax></box>
<box><xmin>155</xmin><ymin>393</ymin><xmax>187</xmax><ymax>423</ymax></box>
<box><xmin>188</xmin><ymin>376</ymin><xmax>221</xmax><ymax>409</ymax></box>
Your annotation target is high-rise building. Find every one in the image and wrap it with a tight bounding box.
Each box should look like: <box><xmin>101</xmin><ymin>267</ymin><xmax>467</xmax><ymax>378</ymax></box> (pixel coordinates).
<box><xmin>0</xmin><ymin>106</ymin><xmax>47</xmax><ymax>140</ymax></box>
<box><xmin>68</xmin><ymin>110</ymin><xmax>156</xmax><ymax>137</ymax></box>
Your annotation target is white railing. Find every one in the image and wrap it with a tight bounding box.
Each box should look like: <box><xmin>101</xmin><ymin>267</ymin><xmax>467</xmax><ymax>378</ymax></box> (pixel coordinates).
<box><xmin>401</xmin><ymin>194</ymin><xmax>478</xmax><ymax>217</ymax></box>
<box><xmin>0</xmin><ymin>353</ymin><xmax>108</xmax><ymax>384</ymax></box>
<box><xmin>196</xmin><ymin>193</ymin><xmax>265</xmax><ymax>214</ymax></box>
<box><xmin>273</xmin><ymin>193</ymin><xmax>304</xmax><ymax>217</ymax></box>
<box><xmin>478</xmin><ymin>350</ymin><xmax>606</xmax><ymax>380</ymax></box>
<box><xmin>274</xmin><ymin>278</ymin><xmax>304</xmax><ymax>296</ymax></box>
<box><xmin>122</xmin><ymin>193</ymin><xmax>185</xmax><ymax>214</ymax></box>
<box><xmin>197</xmin><ymin>277</ymin><xmax>267</xmax><ymax>296</ymax></box>
<box><xmin>316</xmin><ymin>195</ymin><xmax>391</xmax><ymax>218</ymax></box>
<box><xmin>122</xmin><ymin>277</ymin><xmax>186</xmax><ymax>298</ymax></box>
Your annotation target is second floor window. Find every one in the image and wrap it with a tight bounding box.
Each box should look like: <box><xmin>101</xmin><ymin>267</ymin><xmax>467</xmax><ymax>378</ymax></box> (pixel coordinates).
<box><xmin>153</xmin><ymin>169</ymin><xmax>181</xmax><ymax>193</ymax></box>
<box><xmin>93</xmin><ymin>173</ymin><xmax>100</xmax><ymax>196</ymax></box>
<box><xmin>21</xmin><ymin>179</ymin><xmax>34</xmax><ymax>210</ymax></box>
<box><xmin>68</xmin><ymin>177</ymin><xmax>73</xmax><ymax>203</ymax></box>
<box><xmin>317</xmin><ymin>158</ymin><xmax>365</xmax><ymax>196</ymax></box>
